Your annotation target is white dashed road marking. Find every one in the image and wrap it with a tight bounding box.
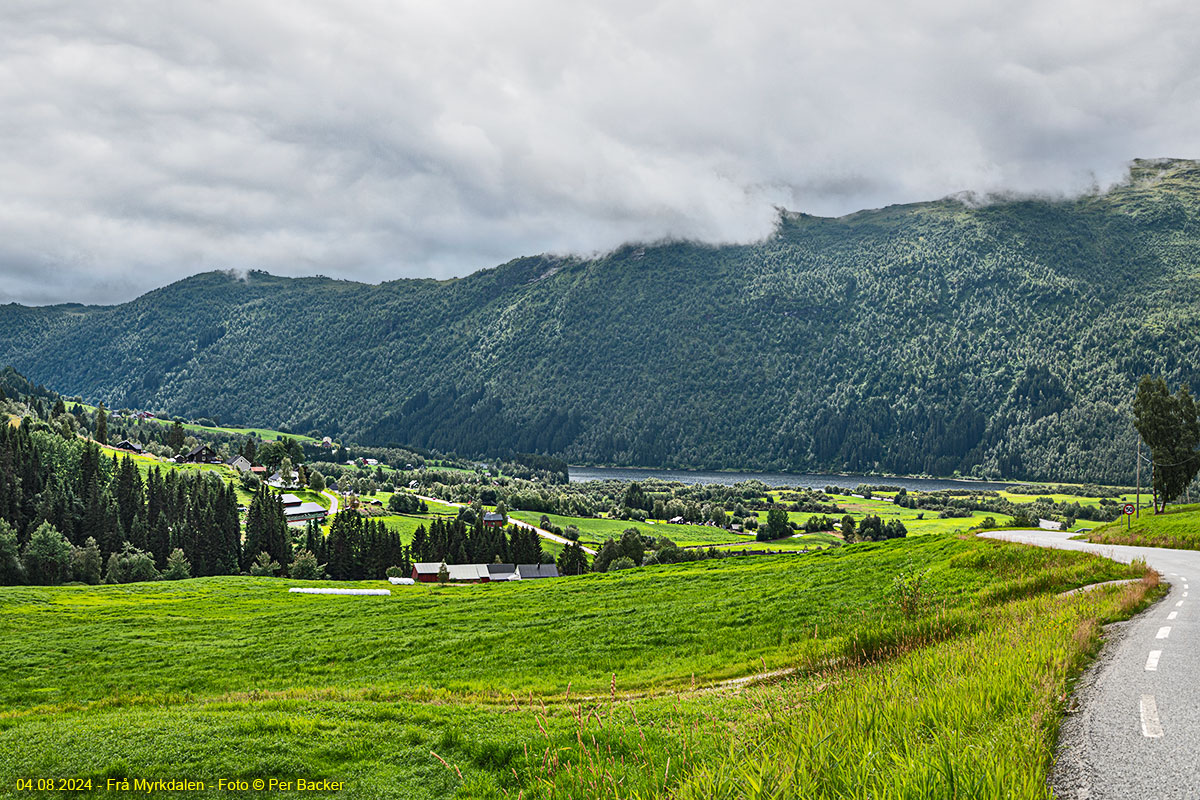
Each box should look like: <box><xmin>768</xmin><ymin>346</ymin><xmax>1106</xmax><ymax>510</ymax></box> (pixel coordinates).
<box><xmin>1141</xmin><ymin>695</ymin><xmax>1165</xmax><ymax>738</ymax></box>
<box><xmin>1157</xmin><ymin>627</ymin><xmax>1172</xmax><ymax>639</ymax></box>
<box><xmin>1146</xmin><ymin>650</ymin><xmax>1162</xmax><ymax>671</ymax></box>
<box><xmin>1177</xmin><ymin>600</ymin><xmax>1184</xmax><ymax>607</ymax></box>
<box><xmin>1168</xmin><ymin>611</ymin><xmax>1178</xmax><ymax>620</ymax></box>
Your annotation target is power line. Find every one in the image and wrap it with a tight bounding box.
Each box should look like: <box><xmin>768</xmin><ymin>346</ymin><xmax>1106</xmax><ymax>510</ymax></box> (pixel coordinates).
<box><xmin>1139</xmin><ymin>450</ymin><xmax>1200</xmax><ymax>468</ymax></box>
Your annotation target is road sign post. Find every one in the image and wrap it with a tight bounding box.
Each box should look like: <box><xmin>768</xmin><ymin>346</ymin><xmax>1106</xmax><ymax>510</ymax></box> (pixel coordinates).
<box><xmin>1124</xmin><ymin>503</ymin><xmax>1135</xmax><ymax>529</ymax></box>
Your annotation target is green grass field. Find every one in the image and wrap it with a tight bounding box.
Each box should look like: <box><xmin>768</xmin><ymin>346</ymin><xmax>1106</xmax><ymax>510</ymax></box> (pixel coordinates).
<box><xmin>778</xmin><ymin>493</ymin><xmax>1013</xmax><ymax>537</ymax></box>
<box><xmin>711</xmin><ymin>532</ymin><xmax>843</xmax><ymax>552</ymax></box>
<box><xmin>377</xmin><ymin>514</ymin><xmax>436</xmax><ymax>543</ymax></box>
<box><xmin>73</xmin><ymin>403</ymin><xmax>322</xmax><ymax>446</ymax></box>
<box><xmin>1082</xmin><ymin>503</ymin><xmax>1200</xmax><ymax>549</ymax></box>
<box><xmin>0</xmin><ymin>534</ymin><xmax>1157</xmax><ymax>798</ymax></box>
<box><xmin>177</xmin><ymin>421</ymin><xmax>320</xmax><ymax>445</ymax></box>
<box><xmin>510</xmin><ymin>511</ymin><xmax>761</xmax><ymax>549</ymax></box>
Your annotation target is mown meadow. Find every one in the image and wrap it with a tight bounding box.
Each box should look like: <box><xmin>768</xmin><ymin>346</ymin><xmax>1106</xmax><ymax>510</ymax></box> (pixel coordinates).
<box><xmin>0</xmin><ymin>534</ymin><xmax>1158</xmax><ymax>798</ymax></box>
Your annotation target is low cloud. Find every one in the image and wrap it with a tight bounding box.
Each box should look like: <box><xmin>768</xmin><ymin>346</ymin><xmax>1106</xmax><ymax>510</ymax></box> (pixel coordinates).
<box><xmin>1</xmin><ymin>0</ymin><xmax>1198</xmax><ymax>304</ymax></box>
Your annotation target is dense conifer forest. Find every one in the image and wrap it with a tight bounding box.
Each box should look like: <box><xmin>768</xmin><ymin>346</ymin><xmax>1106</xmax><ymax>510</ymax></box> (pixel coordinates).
<box><xmin>3</xmin><ymin>159</ymin><xmax>1200</xmax><ymax>483</ymax></box>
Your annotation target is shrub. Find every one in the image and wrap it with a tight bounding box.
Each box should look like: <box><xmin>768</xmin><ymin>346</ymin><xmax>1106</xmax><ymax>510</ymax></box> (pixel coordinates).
<box><xmin>70</xmin><ymin>537</ymin><xmax>103</xmax><ymax>585</ymax></box>
<box><xmin>610</xmin><ymin>556</ymin><xmax>636</xmax><ymax>571</ymax></box>
<box><xmin>889</xmin><ymin>568</ymin><xmax>933</xmax><ymax>618</ymax></box>
<box><xmin>290</xmin><ymin>550</ymin><xmax>325</xmax><ymax>580</ymax></box>
<box><xmin>105</xmin><ymin>543</ymin><xmax>161</xmax><ymax>584</ymax></box>
<box><xmin>249</xmin><ymin>551</ymin><xmax>281</xmax><ymax>577</ymax></box>
<box><xmin>163</xmin><ymin>548</ymin><xmax>192</xmax><ymax>580</ymax></box>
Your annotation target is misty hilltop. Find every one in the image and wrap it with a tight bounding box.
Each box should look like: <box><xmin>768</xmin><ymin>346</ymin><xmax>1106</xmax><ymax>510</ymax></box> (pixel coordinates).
<box><xmin>3</xmin><ymin>158</ymin><xmax>1200</xmax><ymax>483</ymax></box>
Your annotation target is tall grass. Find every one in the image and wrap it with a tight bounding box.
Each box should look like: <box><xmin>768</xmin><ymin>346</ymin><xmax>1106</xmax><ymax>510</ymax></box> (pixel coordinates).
<box><xmin>1084</xmin><ymin>503</ymin><xmax>1200</xmax><ymax>550</ymax></box>
<box><xmin>503</xmin><ymin>571</ymin><xmax>1159</xmax><ymax>799</ymax></box>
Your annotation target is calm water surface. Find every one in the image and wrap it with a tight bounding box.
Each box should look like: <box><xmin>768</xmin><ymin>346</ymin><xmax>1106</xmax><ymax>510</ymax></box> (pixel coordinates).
<box><xmin>569</xmin><ymin>466</ymin><xmax>1013</xmax><ymax>492</ymax></box>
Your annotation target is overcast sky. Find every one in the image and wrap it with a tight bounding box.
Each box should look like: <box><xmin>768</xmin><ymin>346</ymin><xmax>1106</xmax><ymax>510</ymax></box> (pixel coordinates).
<box><xmin>2</xmin><ymin>0</ymin><xmax>1198</xmax><ymax>305</ymax></box>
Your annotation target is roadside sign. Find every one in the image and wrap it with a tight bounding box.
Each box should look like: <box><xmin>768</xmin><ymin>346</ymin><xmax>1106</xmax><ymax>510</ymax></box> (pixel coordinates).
<box><xmin>1123</xmin><ymin>504</ymin><xmax>1136</xmax><ymax>515</ymax></box>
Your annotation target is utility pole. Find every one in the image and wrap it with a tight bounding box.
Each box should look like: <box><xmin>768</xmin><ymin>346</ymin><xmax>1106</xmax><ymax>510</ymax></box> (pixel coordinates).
<box><xmin>1136</xmin><ymin>436</ymin><xmax>1141</xmax><ymax>519</ymax></box>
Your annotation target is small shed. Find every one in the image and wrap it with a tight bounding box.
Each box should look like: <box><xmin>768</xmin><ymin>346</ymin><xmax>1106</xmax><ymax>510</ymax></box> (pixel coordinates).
<box><xmin>483</xmin><ymin>512</ymin><xmax>505</xmax><ymax>528</ymax></box>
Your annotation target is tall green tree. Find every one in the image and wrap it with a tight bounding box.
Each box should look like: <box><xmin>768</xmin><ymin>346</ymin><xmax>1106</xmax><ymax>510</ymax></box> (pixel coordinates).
<box><xmin>22</xmin><ymin>521</ymin><xmax>72</xmax><ymax>584</ymax></box>
<box><xmin>0</xmin><ymin>519</ymin><xmax>24</xmax><ymax>585</ymax></box>
<box><xmin>760</xmin><ymin>507</ymin><xmax>789</xmax><ymax>542</ymax></box>
<box><xmin>70</xmin><ymin>536</ymin><xmax>103</xmax><ymax>584</ymax></box>
<box><xmin>168</xmin><ymin>420</ymin><xmax>185</xmax><ymax>455</ymax></box>
<box><xmin>95</xmin><ymin>402</ymin><xmax>108</xmax><ymax>445</ymax></box>
<box><xmin>1134</xmin><ymin>377</ymin><xmax>1200</xmax><ymax>513</ymax></box>
<box><xmin>279</xmin><ymin>457</ymin><xmax>294</xmax><ymax>487</ymax></box>
<box><xmin>556</xmin><ymin>541</ymin><xmax>589</xmax><ymax>575</ymax></box>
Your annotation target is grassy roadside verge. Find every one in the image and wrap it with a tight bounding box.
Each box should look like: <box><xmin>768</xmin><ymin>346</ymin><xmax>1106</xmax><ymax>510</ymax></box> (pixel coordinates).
<box><xmin>674</xmin><ymin>574</ymin><xmax>1160</xmax><ymax>799</ymax></box>
<box><xmin>1080</xmin><ymin>503</ymin><xmax>1200</xmax><ymax>550</ymax></box>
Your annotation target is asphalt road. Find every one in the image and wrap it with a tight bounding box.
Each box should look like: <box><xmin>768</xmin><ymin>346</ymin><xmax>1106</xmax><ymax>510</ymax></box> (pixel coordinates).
<box><xmin>984</xmin><ymin>529</ymin><xmax>1200</xmax><ymax>798</ymax></box>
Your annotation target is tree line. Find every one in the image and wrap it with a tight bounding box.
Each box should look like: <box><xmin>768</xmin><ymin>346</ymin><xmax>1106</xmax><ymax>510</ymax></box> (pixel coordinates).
<box><xmin>0</xmin><ymin>418</ymin><xmax>240</xmax><ymax>585</ymax></box>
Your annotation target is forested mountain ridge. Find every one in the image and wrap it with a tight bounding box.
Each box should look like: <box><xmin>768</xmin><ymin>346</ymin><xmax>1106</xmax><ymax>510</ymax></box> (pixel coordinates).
<box><xmin>3</xmin><ymin>158</ymin><xmax>1200</xmax><ymax>483</ymax></box>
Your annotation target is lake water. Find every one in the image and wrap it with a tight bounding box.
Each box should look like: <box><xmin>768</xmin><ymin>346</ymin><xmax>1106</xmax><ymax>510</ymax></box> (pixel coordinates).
<box><xmin>568</xmin><ymin>466</ymin><xmax>1014</xmax><ymax>492</ymax></box>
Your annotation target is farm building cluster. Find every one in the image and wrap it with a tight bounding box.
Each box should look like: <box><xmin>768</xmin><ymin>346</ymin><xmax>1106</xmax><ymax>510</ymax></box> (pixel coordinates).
<box><xmin>411</xmin><ymin>562</ymin><xmax>559</xmax><ymax>583</ymax></box>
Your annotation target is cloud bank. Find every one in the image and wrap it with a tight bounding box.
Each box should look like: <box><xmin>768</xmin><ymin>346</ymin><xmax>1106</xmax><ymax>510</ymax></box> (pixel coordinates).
<box><xmin>2</xmin><ymin>0</ymin><xmax>1199</xmax><ymax>304</ymax></box>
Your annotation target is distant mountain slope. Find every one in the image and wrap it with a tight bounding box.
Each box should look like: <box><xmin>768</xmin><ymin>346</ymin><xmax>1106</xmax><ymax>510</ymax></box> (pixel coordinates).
<box><xmin>4</xmin><ymin>158</ymin><xmax>1200</xmax><ymax>483</ymax></box>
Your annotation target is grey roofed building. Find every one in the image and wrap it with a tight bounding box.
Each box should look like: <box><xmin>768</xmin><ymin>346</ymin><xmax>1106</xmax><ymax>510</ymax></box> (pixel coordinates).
<box><xmin>486</xmin><ymin>563</ymin><xmax>517</xmax><ymax>581</ymax></box>
<box><xmin>412</xmin><ymin>562</ymin><xmax>489</xmax><ymax>582</ymax></box>
<box><xmin>227</xmin><ymin>455</ymin><xmax>252</xmax><ymax>472</ymax></box>
<box><xmin>516</xmin><ymin>564</ymin><xmax>559</xmax><ymax>580</ymax></box>
<box><xmin>114</xmin><ymin>439</ymin><xmax>144</xmax><ymax>454</ymax></box>
<box><xmin>482</xmin><ymin>511</ymin><xmax>505</xmax><ymax>526</ymax></box>
<box><xmin>411</xmin><ymin>561</ymin><xmax>558</xmax><ymax>583</ymax></box>
<box><xmin>283</xmin><ymin>501</ymin><xmax>327</xmax><ymax>524</ymax></box>
<box><xmin>279</xmin><ymin>493</ymin><xmax>303</xmax><ymax>507</ymax></box>
<box><xmin>447</xmin><ymin>563</ymin><xmax>490</xmax><ymax>582</ymax></box>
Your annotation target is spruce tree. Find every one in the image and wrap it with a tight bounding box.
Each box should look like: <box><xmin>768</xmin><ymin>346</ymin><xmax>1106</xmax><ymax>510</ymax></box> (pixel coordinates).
<box><xmin>168</xmin><ymin>421</ymin><xmax>185</xmax><ymax>455</ymax></box>
<box><xmin>0</xmin><ymin>519</ymin><xmax>24</xmax><ymax>585</ymax></box>
<box><xmin>95</xmin><ymin>403</ymin><xmax>108</xmax><ymax>445</ymax></box>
